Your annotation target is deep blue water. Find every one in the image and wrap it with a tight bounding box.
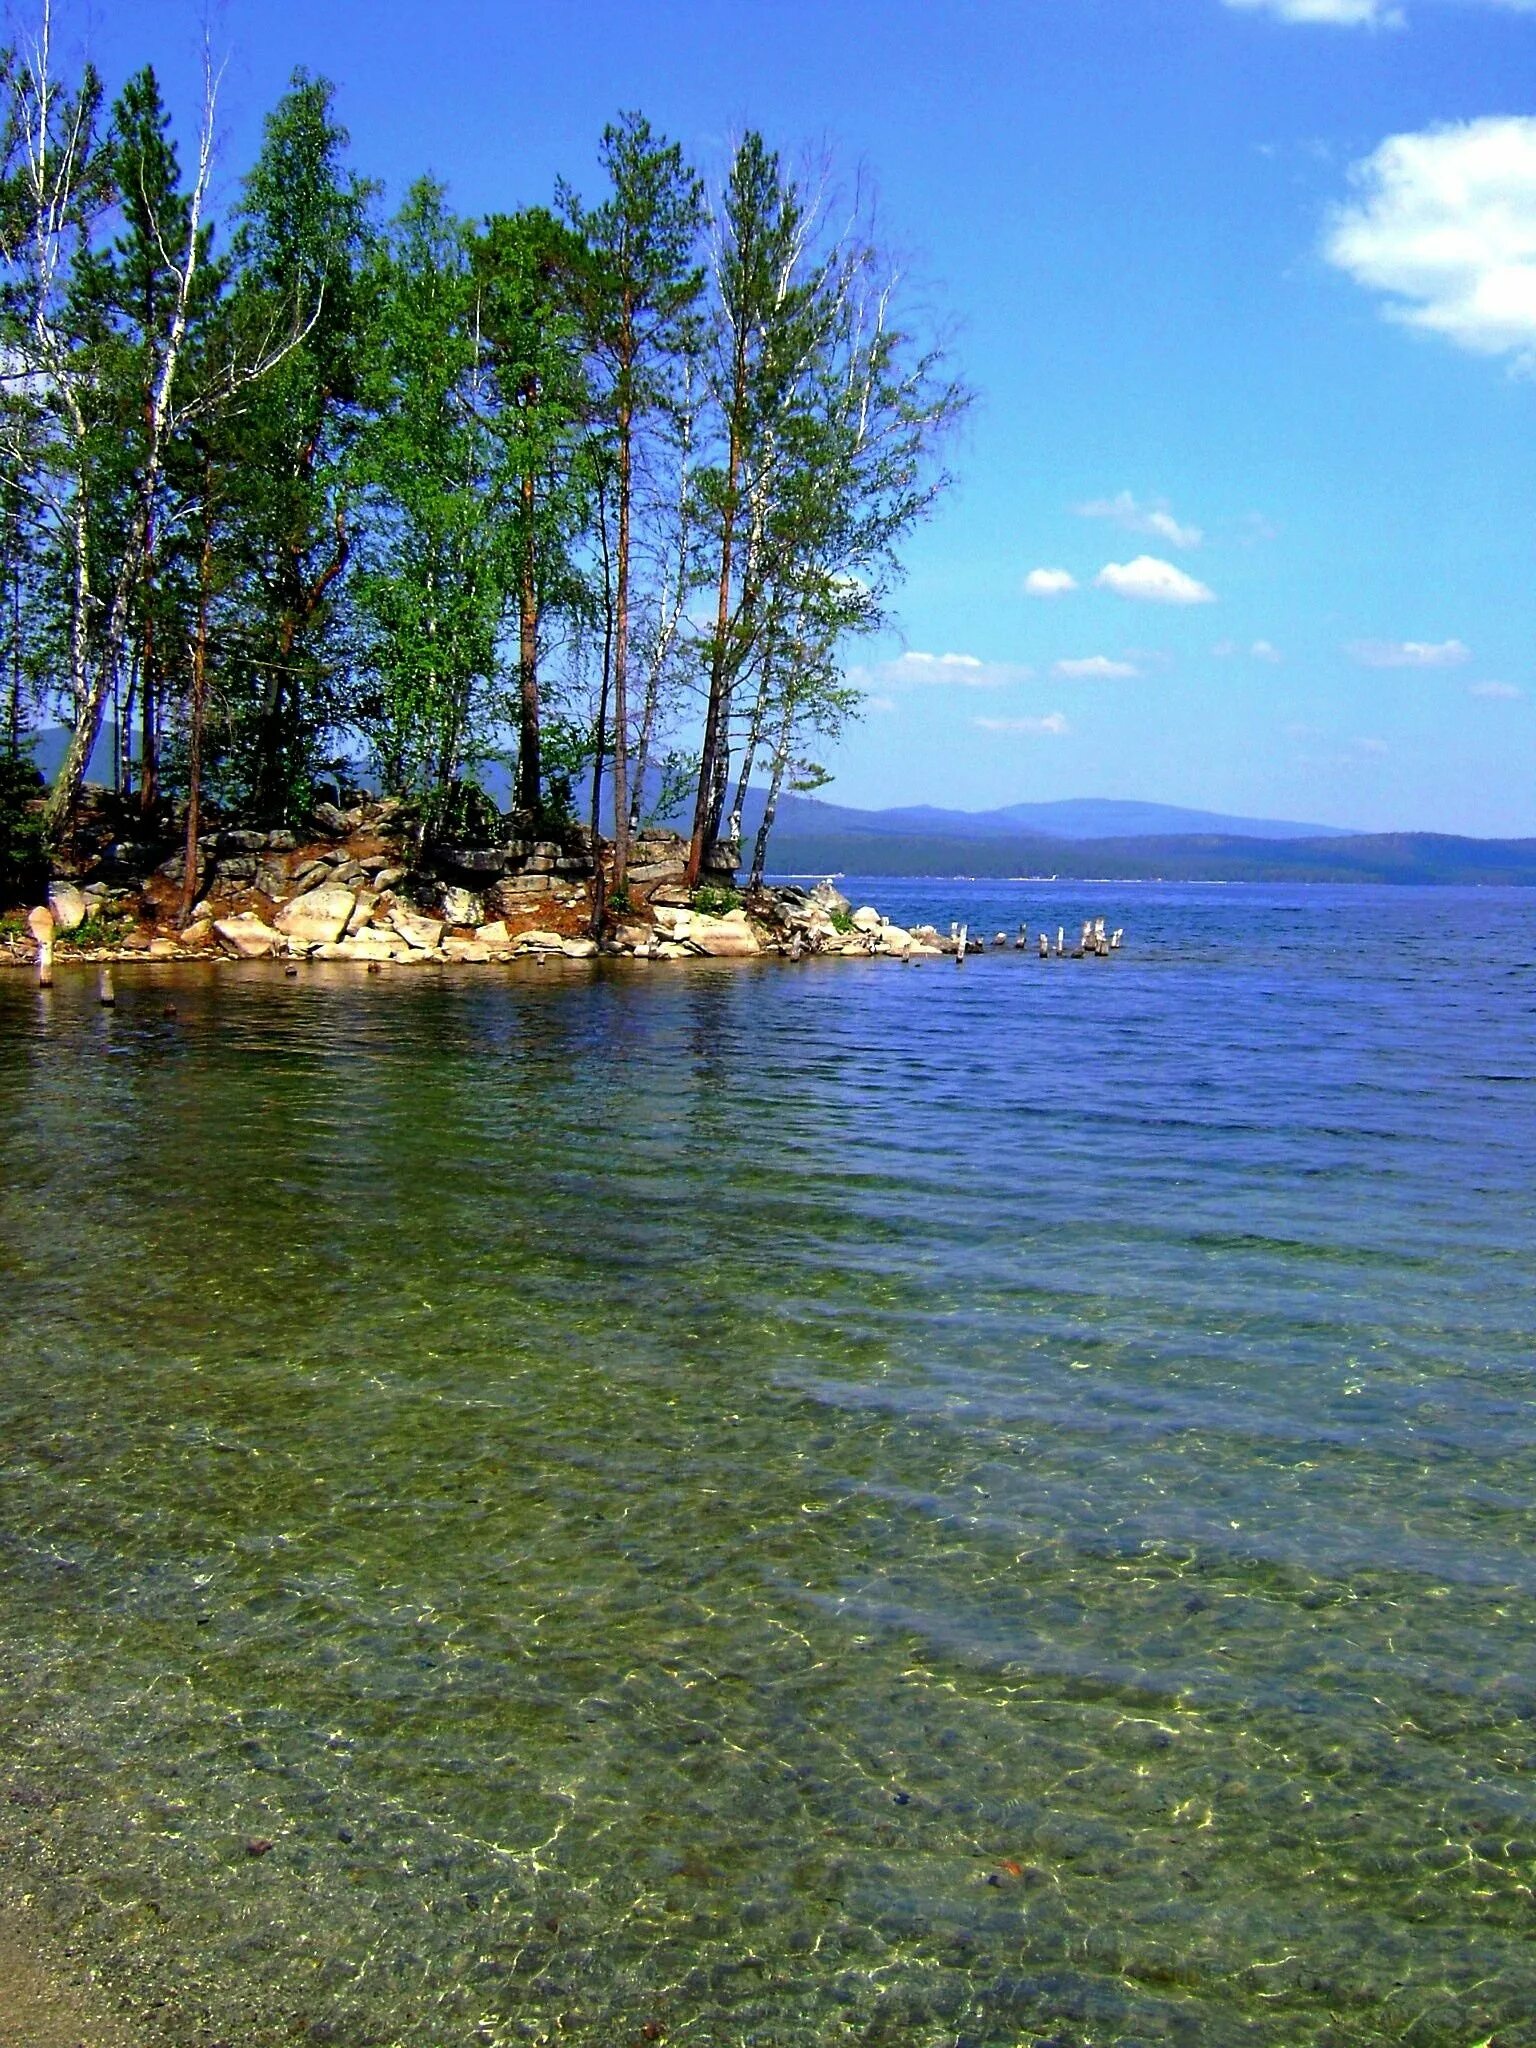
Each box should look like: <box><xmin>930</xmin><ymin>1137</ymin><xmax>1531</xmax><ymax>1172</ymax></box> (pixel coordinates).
<box><xmin>1</xmin><ymin>881</ymin><xmax>1534</xmax><ymax>2047</ymax></box>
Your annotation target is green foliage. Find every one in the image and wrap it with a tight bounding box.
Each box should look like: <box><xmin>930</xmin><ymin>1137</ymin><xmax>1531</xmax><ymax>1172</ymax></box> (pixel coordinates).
<box><xmin>828</xmin><ymin>907</ymin><xmax>855</xmax><ymax>934</ymax></box>
<box><xmin>0</xmin><ymin>47</ymin><xmax>962</xmax><ymax>879</ymax></box>
<box><xmin>423</xmin><ymin>777</ymin><xmax>501</xmax><ymax>849</ymax></box>
<box><xmin>606</xmin><ymin>882</ymin><xmax>632</xmax><ymax>915</ymax></box>
<box><xmin>57</xmin><ymin>907</ymin><xmax>132</xmax><ymax>949</ymax></box>
<box><xmin>693</xmin><ymin>883</ymin><xmax>741</xmax><ymax>916</ymax></box>
<box><xmin>353</xmin><ymin>179</ymin><xmax>518</xmax><ymax>809</ymax></box>
<box><xmin>0</xmin><ymin>748</ymin><xmax>45</xmax><ymax>905</ymax></box>
<box><xmin>220</xmin><ymin>71</ymin><xmax>376</xmax><ymax>823</ymax></box>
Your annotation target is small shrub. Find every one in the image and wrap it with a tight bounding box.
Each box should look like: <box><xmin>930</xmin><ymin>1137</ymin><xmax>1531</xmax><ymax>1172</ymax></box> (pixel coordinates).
<box><xmin>58</xmin><ymin>908</ymin><xmax>133</xmax><ymax>950</ymax></box>
<box><xmin>607</xmin><ymin>882</ymin><xmax>633</xmax><ymax>916</ymax></box>
<box><xmin>694</xmin><ymin>884</ymin><xmax>741</xmax><ymax>916</ymax></box>
<box><xmin>829</xmin><ymin>907</ymin><xmax>855</xmax><ymax>934</ymax></box>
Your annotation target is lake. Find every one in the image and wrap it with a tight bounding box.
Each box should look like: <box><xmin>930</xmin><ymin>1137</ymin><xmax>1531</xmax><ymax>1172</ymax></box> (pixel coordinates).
<box><xmin>2</xmin><ymin>880</ymin><xmax>1534</xmax><ymax>2046</ymax></box>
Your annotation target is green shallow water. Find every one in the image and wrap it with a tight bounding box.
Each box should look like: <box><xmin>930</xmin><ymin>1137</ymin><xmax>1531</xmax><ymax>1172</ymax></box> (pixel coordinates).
<box><xmin>2</xmin><ymin>884</ymin><xmax>1535</xmax><ymax>2046</ymax></box>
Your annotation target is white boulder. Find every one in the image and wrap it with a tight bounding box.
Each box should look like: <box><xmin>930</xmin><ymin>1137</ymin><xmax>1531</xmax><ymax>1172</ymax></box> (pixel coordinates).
<box><xmin>276</xmin><ymin>885</ymin><xmax>356</xmax><ymax>947</ymax></box>
<box><xmin>47</xmin><ymin>881</ymin><xmax>87</xmax><ymax>932</ymax></box>
<box><xmin>214</xmin><ymin>913</ymin><xmax>282</xmax><ymax>959</ymax></box>
<box><xmin>387</xmin><ymin>905</ymin><xmax>445</xmax><ymax>951</ymax></box>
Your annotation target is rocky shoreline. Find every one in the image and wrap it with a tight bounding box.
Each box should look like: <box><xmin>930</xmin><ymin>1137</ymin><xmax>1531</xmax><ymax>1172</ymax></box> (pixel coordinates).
<box><xmin>2</xmin><ymin>795</ymin><xmax>967</xmax><ymax>973</ymax></box>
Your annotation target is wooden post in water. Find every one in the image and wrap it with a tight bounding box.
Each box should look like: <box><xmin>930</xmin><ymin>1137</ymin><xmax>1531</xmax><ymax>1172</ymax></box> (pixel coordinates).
<box><xmin>1055</xmin><ymin>926</ymin><xmax>1064</xmax><ymax>956</ymax></box>
<box><xmin>98</xmin><ymin>966</ymin><xmax>115</xmax><ymax>1007</ymax></box>
<box><xmin>1038</xmin><ymin>931</ymin><xmax>1049</xmax><ymax>958</ymax></box>
<box><xmin>27</xmin><ymin>905</ymin><xmax>54</xmax><ymax>988</ymax></box>
<box><xmin>957</xmin><ymin>923</ymin><xmax>968</xmax><ymax>963</ymax></box>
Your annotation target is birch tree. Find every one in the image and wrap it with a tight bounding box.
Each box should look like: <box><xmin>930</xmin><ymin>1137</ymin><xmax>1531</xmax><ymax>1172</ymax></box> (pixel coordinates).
<box><xmin>562</xmin><ymin>114</ymin><xmax>704</xmax><ymax>886</ymax></box>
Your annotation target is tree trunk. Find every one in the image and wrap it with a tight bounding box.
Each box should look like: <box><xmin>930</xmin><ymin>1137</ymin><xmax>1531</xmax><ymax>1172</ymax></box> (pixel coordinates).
<box><xmin>750</xmin><ymin>710</ymin><xmax>794</xmax><ymax>890</ymax></box>
<box><xmin>138</xmin><ymin>469</ymin><xmax>157</xmax><ymax>816</ymax></box>
<box><xmin>179</xmin><ymin>476</ymin><xmax>214</xmax><ymax>924</ymax></box>
<box><xmin>611</xmin><ymin>320</ymin><xmax>634</xmax><ymax>889</ymax></box>
<box><xmin>588</xmin><ymin>473</ymin><xmax>614</xmax><ymax>939</ymax></box>
<box><xmin>515</xmin><ymin>464</ymin><xmax>541</xmax><ymax>818</ymax></box>
<box><xmin>686</xmin><ymin>410</ymin><xmax>743</xmax><ymax>887</ymax></box>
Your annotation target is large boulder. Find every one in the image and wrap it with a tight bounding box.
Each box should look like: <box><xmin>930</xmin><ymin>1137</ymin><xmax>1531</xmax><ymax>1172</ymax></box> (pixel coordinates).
<box><xmin>434</xmin><ymin>846</ymin><xmax>506</xmax><ymax>877</ymax></box>
<box><xmin>851</xmin><ymin>905</ymin><xmax>883</xmax><ymax>933</ymax></box>
<box><xmin>313</xmin><ymin>933</ymin><xmax>399</xmax><ymax>962</ymax></box>
<box><xmin>310</xmin><ymin>801</ymin><xmax>350</xmax><ymax>838</ymax></box>
<box><xmin>512</xmin><ymin>928</ymin><xmax>565</xmax><ymax>952</ymax></box>
<box><xmin>214</xmin><ymin>913</ymin><xmax>282</xmax><ymax>959</ymax></box>
<box><xmin>488</xmin><ymin>876</ymin><xmax>556</xmax><ymax>913</ymax></box>
<box><xmin>47</xmin><ymin>881</ymin><xmax>87</xmax><ymax>933</ymax></box>
<box><xmin>688</xmin><ymin>913</ymin><xmax>760</xmax><ymax>958</ymax></box>
<box><xmin>437</xmin><ymin>884</ymin><xmax>484</xmax><ymax>928</ymax></box>
<box><xmin>387</xmin><ymin>905</ymin><xmax>445</xmax><ymax>951</ymax></box>
<box><xmin>275</xmin><ymin>885</ymin><xmax>356</xmax><ymax>947</ymax></box>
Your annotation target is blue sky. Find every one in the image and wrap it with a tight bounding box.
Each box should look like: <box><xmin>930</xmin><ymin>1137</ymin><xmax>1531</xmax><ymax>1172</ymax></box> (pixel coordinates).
<box><xmin>85</xmin><ymin>0</ymin><xmax>1536</xmax><ymax>832</ymax></box>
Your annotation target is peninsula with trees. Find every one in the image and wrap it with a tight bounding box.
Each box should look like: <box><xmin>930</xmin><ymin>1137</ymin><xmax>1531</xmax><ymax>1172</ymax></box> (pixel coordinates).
<box><xmin>0</xmin><ymin>17</ymin><xmax>966</xmax><ymax>965</ymax></box>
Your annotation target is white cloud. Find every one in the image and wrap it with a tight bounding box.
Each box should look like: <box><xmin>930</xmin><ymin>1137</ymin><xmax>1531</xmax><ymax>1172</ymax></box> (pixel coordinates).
<box><xmin>974</xmin><ymin>713</ymin><xmax>1070</xmax><ymax>736</ymax></box>
<box><xmin>900</xmin><ymin>649</ymin><xmax>984</xmax><ymax>671</ymax></box>
<box><xmin>1096</xmin><ymin>556</ymin><xmax>1216</xmax><ymax>606</ymax></box>
<box><xmin>1326</xmin><ymin>119</ymin><xmax>1536</xmax><ymax>365</ymax></box>
<box><xmin>1077</xmin><ymin>490</ymin><xmax>1203</xmax><ymax>549</ymax></box>
<box><xmin>1054</xmin><ymin>655</ymin><xmax>1140</xmax><ymax>679</ymax></box>
<box><xmin>865</xmin><ymin>694</ymin><xmax>898</xmax><ymax>713</ymax></box>
<box><xmin>1350</xmin><ymin>637</ymin><xmax>1470</xmax><ymax>668</ymax></box>
<box><xmin>1251</xmin><ymin>640</ymin><xmax>1283</xmax><ymax>663</ymax></box>
<box><xmin>849</xmin><ymin>652</ymin><xmax>1032</xmax><ymax>693</ymax></box>
<box><xmin>1470</xmin><ymin>679</ymin><xmax>1524</xmax><ymax>698</ymax></box>
<box><xmin>1223</xmin><ymin>0</ymin><xmax>1402</xmax><ymax>23</ymax></box>
<box><xmin>1024</xmin><ymin>567</ymin><xmax>1078</xmax><ymax>597</ymax></box>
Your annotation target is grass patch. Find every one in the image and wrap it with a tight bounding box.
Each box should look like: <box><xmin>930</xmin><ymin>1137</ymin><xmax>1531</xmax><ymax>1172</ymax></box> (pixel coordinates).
<box><xmin>58</xmin><ymin>909</ymin><xmax>134</xmax><ymax>950</ymax></box>
<box><xmin>693</xmin><ymin>884</ymin><xmax>741</xmax><ymax>916</ymax></box>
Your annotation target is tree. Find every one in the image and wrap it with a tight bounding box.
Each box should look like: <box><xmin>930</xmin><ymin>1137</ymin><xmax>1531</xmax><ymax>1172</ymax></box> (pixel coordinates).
<box><xmin>562</xmin><ymin>113</ymin><xmax>704</xmax><ymax>887</ymax></box>
<box><xmin>690</xmin><ymin>148</ymin><xmax>968</xmax><ymax>884</ymax></box>
<box><xmin>352</xmin><ymin>178</ymin><xmax>517</xmax><ymax>829</ymax></box>
<box><xmin>34</xmin><ymin>45</ymin><xmax>218</xmax><ymax>837</ymax></box>
<box><xmin>686</xmin><ymin>132</ymin><xmax>829</xmax><ymax>886</ymax></box>
<box><xmin>473</xmin><ymin>205</ymin><xmax>590</xmax><ymax>822</ymax></box>
<box><xmin>221</xmin><ymin>71</ymin><xmax>374</xmax><ymax>823</ymax></box>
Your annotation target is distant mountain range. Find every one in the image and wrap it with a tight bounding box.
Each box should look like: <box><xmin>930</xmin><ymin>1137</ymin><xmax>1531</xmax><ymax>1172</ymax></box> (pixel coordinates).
<box><xmin>736</xmin><ymin>792</ymin><xmax>1355</xmax><ymax>844</ymax></box>
<box><xmin>739</xmin><ymin>792</ymin><xmax>1536</xmax><ymax>885</ymax></box>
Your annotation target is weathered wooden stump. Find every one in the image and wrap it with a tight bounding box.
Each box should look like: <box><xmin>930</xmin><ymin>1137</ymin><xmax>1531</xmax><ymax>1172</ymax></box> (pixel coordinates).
<box><xmin>27</xmin><ymin>905</ymin><xmax>54</xmax><ymax>988</ymax></box>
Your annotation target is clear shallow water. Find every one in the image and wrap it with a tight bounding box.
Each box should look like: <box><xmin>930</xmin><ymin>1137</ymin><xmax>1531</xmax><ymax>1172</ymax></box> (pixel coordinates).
<box><xmin>1</xmin><ymin>881</ymin><xmax>1534</xmax><ymax>2047</ymax></box>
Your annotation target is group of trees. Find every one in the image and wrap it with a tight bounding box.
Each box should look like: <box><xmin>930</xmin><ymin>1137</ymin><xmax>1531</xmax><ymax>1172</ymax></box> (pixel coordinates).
<box><xmin>0</xmin><ymin>8</ymin><xmax>965</xmax><ymax>897</ymax></box>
